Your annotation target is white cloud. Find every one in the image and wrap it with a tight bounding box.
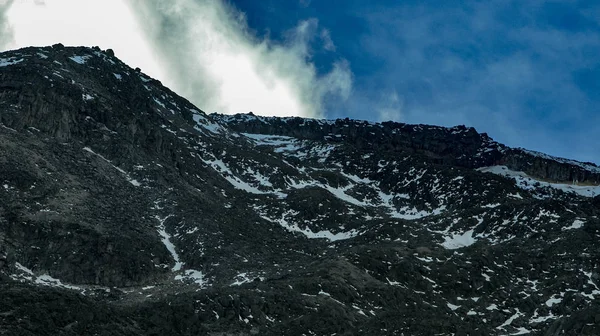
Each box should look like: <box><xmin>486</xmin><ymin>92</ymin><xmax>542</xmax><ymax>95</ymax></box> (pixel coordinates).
<box><xmin>376</xmin><ymin>91</ymin><xmax>403</xmax><ymax>122</ymax></box>
<box><xmin>1</xmin><ymin>0</ymin><xmax>164</xmax><ymax>81</ymax></box>
<box><xmin>1</xmin><ymin>0</ymin><xmax>352</xmax><ymax>118</ymax></box>
<box><xmin>0</xmin><ymin>0</ymin><xmax>14</xmax><ymax>48</ymax></box>
<box><xmin>321</xmin><ymin>29</ymin><xmax>336</xmax><ymax>51</ymax></box>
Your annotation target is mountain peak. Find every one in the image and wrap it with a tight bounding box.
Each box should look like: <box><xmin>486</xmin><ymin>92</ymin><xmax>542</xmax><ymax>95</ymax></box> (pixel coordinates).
<box><xmin>1</xmin><ymin>46</ymin><xmax>600</xmax><ymax>335</ymax></box>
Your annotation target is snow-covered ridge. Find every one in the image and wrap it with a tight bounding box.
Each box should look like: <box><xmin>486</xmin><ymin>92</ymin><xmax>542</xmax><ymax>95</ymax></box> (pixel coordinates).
<box><xmin>478</xmin><ymin>165</ymin><xmax>600</xmax><ymax>197</ymax></box>
<box><xmin>518</xmin><ymin>148</ymin><xmax>600</xmax><ymax>174</ymax></box>
<box><xmin>214</xmin><ymin>112</ymin><xmax>338</xmax><ymax>126</ymax></box>
<box><xmin>192</xmin><ymin>112</ymin><xmax>226</xmax><ymax>135</ymax></box>
<box><xmin>215</xmin><ymin>113</ymin><xmax>485</xmax><ymax>134</ymax></box>
<box><xmin>217</xmin><ymin>114</ymin><xmax>600</xmax><ymax>182</ymax></box>
<box><xmin>242</xmin><ymin>133</ymin><xmax>337</xmax><ymax>162</ymax></box>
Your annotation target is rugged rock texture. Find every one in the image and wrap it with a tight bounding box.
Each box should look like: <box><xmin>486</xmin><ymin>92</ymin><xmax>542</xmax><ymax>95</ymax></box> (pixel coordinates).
<box><xmin>1</xmin><ymin>45</ymin><xmax>600</xmax><ymax>335</ymax></box>
<box><xmin>216</xmin><ymin>113</ymin><xmax>600</xmax><ymax>185</ymax></box>
<box><xmin>501</xmin><ymin>149</ymin><xmax>600</xmax><ymax>185</ymax></box>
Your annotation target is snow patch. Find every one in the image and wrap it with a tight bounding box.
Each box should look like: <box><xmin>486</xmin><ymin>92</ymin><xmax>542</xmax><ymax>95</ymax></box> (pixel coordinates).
<box><xmin>242</xmin><ymin>133</ymin><xmax>337</xmax><ymax>162</ymax></box>
<box><xmin>231</xmin><ymin>272</ymin><xmax>261</xmax><ymax>286</ymax></box>
<box><xmin>175</xmin><ymin>269</ymin><xmax>204</xmax><ymax>286</ymax></box>
<box><xmin>15</xmin><ymin>262</ymin><xmax>34</xmax><ymax>275</ymax></box>
<box><xmin>69</xmin><ymin>55</ymin><xmax>91</xmax><ymax>64</ymax></box>
<box><xmin>243</xmin><ymin>133</ymin><xmax>301</xmax><ymax>153</ymax></box>
<box><xmin>545</xmin><ymin>295</ymin><xmax>562</xmax><ymax>307</ymax></box>
<box><xmin>202</xmin><ymin>157</ymin><xmax>284</xmax><ymax>197</ymax></box>
<box><xmin>129</xmin><ymin>179</ymin><xmax>142</xmax><ymax>187</ymax></box>
<box><xmin>193</xmin><ymin>113</ymin><xmax>224</xmax><ymax>135</ymax></box>
<box><xmin>0</xmin><ymin>57</ymin><xmax>24</xmax><ymax>67</ymax></box>
<box><xmin>260</xmin><ymin>211</ymin><xmax>360</xmax><ymax>242</ymax></box>
<box><xmin>487</xmin><ymin>304</ymin><xmax>498</xmax><ymax>311</ymax></box>
<box><xmin>441</xmin><ymin>230</ymin><xmax>477</xmax><ymax>249</ymax></box>
<box><xmin>156</xmin><ymin>215</ymin><xmax>183</xmax><ymax>271</ymax></box>
<box><xmin>390</xmin><ymin>205</ymin><xmax>446</xmax><ymax>220</ymax></box>
<box><xmin>496</xmin><ymin>308</ymin><xmax>524</xmax><ymax>330</ymax></box>
<box><xmin>11</xmin><ymin>262</ymin><xmax>81</xmax><ymax>291</ymax></box>
<box><xmin>562</xmin><ymin>219</ymin><xmax>585</xmax><ymax>230</ymax></box>
<box><xmin>447</xmin><ymin>303</ymin><xmax>461</xmax><ymax>311</ymax></box>
<box><xmin>153</xmin><ymin>97</ymin><xmax>166</xmax><ymax>109</ymax></box>
<box><xmin>35</xmin><ymin>274</ymin><xmax>81</xmax><ymax>290</ymax></box>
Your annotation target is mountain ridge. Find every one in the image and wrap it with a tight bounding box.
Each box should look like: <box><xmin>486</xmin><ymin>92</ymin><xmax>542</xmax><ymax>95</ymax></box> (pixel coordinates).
<box><xmin>211</xmin><ymin>112</ymin><xmax>600</xmax><ymax>186</ymax></box>
<box><xmin>0</xmin><ymin>45</ymin><xmax>599</xmax><ymax>336</ymax></box>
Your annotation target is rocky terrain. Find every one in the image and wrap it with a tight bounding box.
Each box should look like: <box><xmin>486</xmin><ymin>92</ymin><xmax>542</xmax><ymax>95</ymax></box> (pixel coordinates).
<box><xmin>0</xmin><ymin>44</ymin><xmax>599</xmax><ymax>335</ymax></box>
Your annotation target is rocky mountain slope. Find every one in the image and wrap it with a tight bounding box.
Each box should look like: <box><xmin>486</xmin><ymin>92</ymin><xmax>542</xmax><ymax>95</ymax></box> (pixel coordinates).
<box><xmin>0</xmin><ymin>44</ymin><xmax>599</xmax><ymax>336</ymax></box>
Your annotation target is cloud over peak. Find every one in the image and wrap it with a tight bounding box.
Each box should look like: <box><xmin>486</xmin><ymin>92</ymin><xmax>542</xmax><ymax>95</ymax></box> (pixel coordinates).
<box><xmin>126</xmin><ymin>0</ymin><xmax>352</xmax><ymax>118</ymax></box>
<box><xmin>0</xmin><ymin>0</ymin><xmax>352</xmax><ymax>118</ymax></box>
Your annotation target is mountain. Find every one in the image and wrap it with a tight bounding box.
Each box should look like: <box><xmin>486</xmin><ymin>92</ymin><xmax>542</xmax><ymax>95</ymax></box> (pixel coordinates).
<box><xmin>1</xmin><ymin>44</ymin><xmax>599</xmax><ymax>336</ymax></box>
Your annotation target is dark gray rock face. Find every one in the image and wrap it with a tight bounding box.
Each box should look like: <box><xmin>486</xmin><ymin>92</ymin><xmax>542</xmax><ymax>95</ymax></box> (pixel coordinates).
<box><xmin>1</xmin><ymin>46</ymin><xmax>600</xmax><ymax>336</ymax></box>
<box><xmin>214</xmin><ymin>113</ymin><xmax>600</xmax><ymax>185</ymax></box>
<box><xmin>501</xmin><ymin>149</ymin><xmax>600</xmax><ymax>185</ymax></box>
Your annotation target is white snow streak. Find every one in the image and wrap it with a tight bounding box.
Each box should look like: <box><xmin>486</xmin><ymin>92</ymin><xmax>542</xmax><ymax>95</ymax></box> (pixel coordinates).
<box><xmin>0</xmin><ymin>57</ymin><xmax>24</xmax><ymax>67</ymax></box>
<box><xmin>155</xmin><ymin>215</ymin><xmax>183</xmax><ymax>271</ymax></box>
<box><xmin>260</xmin><ymin>211</ymin><xmax>360</xmax><ymax>242</ymax></box>
<box><xmin>69</xmin><ymin>55</ymin><xmax>92</xmax><ymax>64</ymax></box>
<box><xmin>82</xmin><ymin>147</ymin><xmax>141</xmax><ymax>186</ymax></box>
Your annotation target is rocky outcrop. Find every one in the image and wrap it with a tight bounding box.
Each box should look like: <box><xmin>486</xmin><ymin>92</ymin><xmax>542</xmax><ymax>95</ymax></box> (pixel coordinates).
<box><xmin>214</xmin><ymin>113</ymin><xmax>600</xmax><ymax>185</ymax></box>
<box><xmin>1</xmin><ymin>46</ymin><xmax>599</xmax><ymax>336</ymax></box>
<box><xmin>213</xmin><ymin>113</ymin><xmax>506</xmax><ymax>168</ymax></box>
<box><xmin>502</xmin><ymin>148</ymin><xmax>600</xmax><ymax>184</ymax></box>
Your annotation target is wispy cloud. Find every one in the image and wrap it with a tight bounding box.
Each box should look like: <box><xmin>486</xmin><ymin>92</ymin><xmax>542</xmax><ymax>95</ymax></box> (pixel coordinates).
<box><xmin>376</xmin><ymin>91</ymin><xmax>403</xmax><ymax>122</ymax></box>
<box><xmin>0</xmin><ymin>0</ymin><xmax>162</xmax><ymax>79</ymax></box>
<box><xmin>320</xmin><ymin>29</ymin><xmax>336</xmax><ymax>51</ymax></box>
<box><xmin>0</xmin><ymin>0</ymin><xmax>14</xmax><ymax>48</ymax></box>
<box><xmin>126</xmin><ymin>0</ymin><xmax>352</xmax><ymax>117</ymax></box>
<box><xmin>1</xmin><ymin>0</ymin><xmax>352</xmax><ymax>119</ymax></box>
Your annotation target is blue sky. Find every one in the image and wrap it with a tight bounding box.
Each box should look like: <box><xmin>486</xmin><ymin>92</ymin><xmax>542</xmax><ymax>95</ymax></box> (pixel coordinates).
<box><xmin>230</xmin><ymin>0</ymin><xmax>600</xmax><ymax>164</ymax></box>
